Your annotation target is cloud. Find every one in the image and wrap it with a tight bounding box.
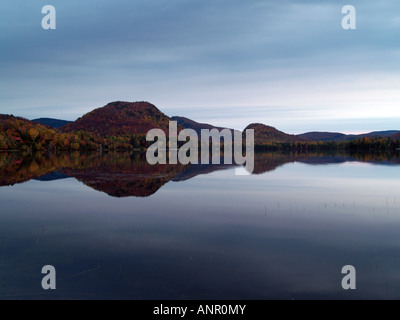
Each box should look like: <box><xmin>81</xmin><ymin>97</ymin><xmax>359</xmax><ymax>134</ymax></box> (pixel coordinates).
<box><xmin>0</xmin><ymin>0</ymin><xmax>399</xmax><ymax>132</ymax></box>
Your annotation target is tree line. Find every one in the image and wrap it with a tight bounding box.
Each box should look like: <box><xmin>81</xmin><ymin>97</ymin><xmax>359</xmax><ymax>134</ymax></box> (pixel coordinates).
<box><xmin>0</xmin><ymin>115</ymin><xmax>150</xmax><ymax>151</ymax></box>
<box><xmin>254</xmin><ymin>137</ymin><xmax>400</xmax><ymax>155</ymax></box>
<box><xmin>1</xmin><ymin>115</ymin><xmax>399</xmax><ymax>154</ymax></box>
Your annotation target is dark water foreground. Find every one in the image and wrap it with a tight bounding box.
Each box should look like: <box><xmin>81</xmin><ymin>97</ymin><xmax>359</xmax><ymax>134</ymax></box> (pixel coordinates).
<box><xmin>0</xmin><ymin>151</ymin><xmax>400</xmax><ymax>299</ymax></box>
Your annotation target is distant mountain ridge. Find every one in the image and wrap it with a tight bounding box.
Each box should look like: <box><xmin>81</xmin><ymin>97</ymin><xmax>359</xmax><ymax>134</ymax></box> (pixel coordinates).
<box><xmin>298</xmin><ymin>130</ymin><xmax>400</xmax><ymax>142</ymax></box>
<box><xmin>1</xmin><ymin>101</ymin><xmax>400</xmax><ymax>149</ymax></box>
<box><xmin>32</xmin><ymin>118</ymin><xmax>73</xmax><ymax>129</ymax></box>
<box><xmin>35</xmin><ymin>110</ymin><xmax>400</xmax><ymax>143</ymax></box>
<box><xmin>297</xmin><ymin>132</ymin><xmax>348</xmax><ymax>142</ymax></box>
<box><xmin>171</xmin><ymin>116</ymin><xmax>235</xmax><ymax>135</ymax></box>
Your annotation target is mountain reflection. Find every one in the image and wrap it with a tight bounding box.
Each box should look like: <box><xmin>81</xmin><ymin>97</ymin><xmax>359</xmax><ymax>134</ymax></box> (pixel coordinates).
<box><xmin>0</xmin><ymin>151</ymin><xmax>399</xmax><ymax>197</ymax></box>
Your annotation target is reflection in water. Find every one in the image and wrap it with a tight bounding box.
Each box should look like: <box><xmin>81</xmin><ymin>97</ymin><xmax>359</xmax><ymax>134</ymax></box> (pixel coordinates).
<box><xmin>0</xmin><ymin>152</ymin><xmax>186</xmax><ymax>197</ymax></box>
<box><xmin>0</xmin><ymin>151</ymin><xmax>399</xmax><ymax>197</ymax></box>
<box><xmin>1</xmin><ymin>151</ymin><xmax>400</xmax><ymax>299</ymax></box>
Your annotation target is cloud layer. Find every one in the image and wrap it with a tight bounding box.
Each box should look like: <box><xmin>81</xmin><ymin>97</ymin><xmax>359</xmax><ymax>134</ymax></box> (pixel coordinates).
<box><xmin>1</xmin><ymin>0</ymin><xmax>399</xmax><ymax>133</ymax></box>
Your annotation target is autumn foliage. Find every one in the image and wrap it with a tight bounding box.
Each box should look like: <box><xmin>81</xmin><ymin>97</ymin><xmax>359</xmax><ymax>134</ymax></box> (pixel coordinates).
<box><xmin>1</xmin><ymin>101</ymin><xmax>400</xmax><ymax>153</ymax></box>
<box><xmin>61</xmin><ymin>101</ymin><xmax>171</xmax><ymax>136</ymax></box>
<box><xmin>0</xmin><ymin>114</ymin><xmax>136</xmax><ymax>151</ymax></box>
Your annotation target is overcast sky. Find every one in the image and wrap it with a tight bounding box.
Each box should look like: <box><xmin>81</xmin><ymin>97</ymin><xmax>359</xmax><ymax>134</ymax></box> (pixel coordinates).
<box><xmin>1</xmin><ymin>0</ymin><xmax>399</xmax><ymax>133</ymax></box>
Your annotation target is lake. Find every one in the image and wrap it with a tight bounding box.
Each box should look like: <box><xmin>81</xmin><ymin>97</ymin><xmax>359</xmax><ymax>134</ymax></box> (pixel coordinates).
<box><xmin>0</xmin><ymin>151</ymin><xmax>400</xmax><ymax>299</ymax></box>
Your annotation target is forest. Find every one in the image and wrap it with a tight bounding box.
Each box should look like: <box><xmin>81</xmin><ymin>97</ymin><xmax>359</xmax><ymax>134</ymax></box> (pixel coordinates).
<box><xmin>1</xmin><ymin>114</ymin><xmax>399</xmax><ymax>155</ymax></box>
<box><xmin>0</xmin><ymin>114</ymin><xmax>148</xmax><ymax>151</ymax></box>
<box><xmin>254</xmin><ymin>137</ymin><xmax>400</xmax><ymax>155</ymax></box>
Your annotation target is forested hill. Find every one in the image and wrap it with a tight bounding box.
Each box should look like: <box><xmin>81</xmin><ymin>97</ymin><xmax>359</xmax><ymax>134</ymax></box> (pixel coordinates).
<box><xmin>0</xmin><ymin>114</ymin><xmax>131</xmax><ymax>151</ymax></box>
<box><xmin>245</xmin><ymin>123</ymin><xmax>309</xmax><ymax>144</ymax></box>
<box><xmin>298</xmin><ymin>130</ymin><xmax>400</xmax><ymax>142</ymax></box>
<box><xmin>61</xmin><ymin>101</ymin><xmax>172</xmax><ymax>136</ymax></box>
<box><xmin>1</xmin><ymin>100</ymin><xmax>400</xmax><ymax>152</ymax></box>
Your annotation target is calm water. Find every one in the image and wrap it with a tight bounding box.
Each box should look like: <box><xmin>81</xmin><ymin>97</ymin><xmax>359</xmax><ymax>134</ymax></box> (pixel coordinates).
<box><xmin>0</xmin><ymin>151</ymin><xmax>400</xmax><ymax>299</ymax></box>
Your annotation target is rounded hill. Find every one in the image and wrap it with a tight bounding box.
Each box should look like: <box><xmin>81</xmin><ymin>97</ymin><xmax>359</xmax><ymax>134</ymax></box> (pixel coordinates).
<box><xmin>245</xmin><ymin>123</ymin><xmax>308</xmax><ymax>144</ymax></box>
<box><xmin>61</xmin><ymin>101</ymin><xmax>171</xmax><ymax>136</ymax></box>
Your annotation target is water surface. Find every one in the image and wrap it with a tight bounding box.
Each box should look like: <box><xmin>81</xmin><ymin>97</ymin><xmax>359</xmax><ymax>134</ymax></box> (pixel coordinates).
<box><xmin>0</xmin><ymin>151</ymin><xmax>399</xmax><ymax>299</ymax></box>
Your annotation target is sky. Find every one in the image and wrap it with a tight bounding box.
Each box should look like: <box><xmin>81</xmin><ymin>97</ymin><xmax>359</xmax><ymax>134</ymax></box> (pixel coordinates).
<box><xmin>0</xmin><ymin>0</ymin><xmax>399</xmax><ymax>134</ymax></box>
